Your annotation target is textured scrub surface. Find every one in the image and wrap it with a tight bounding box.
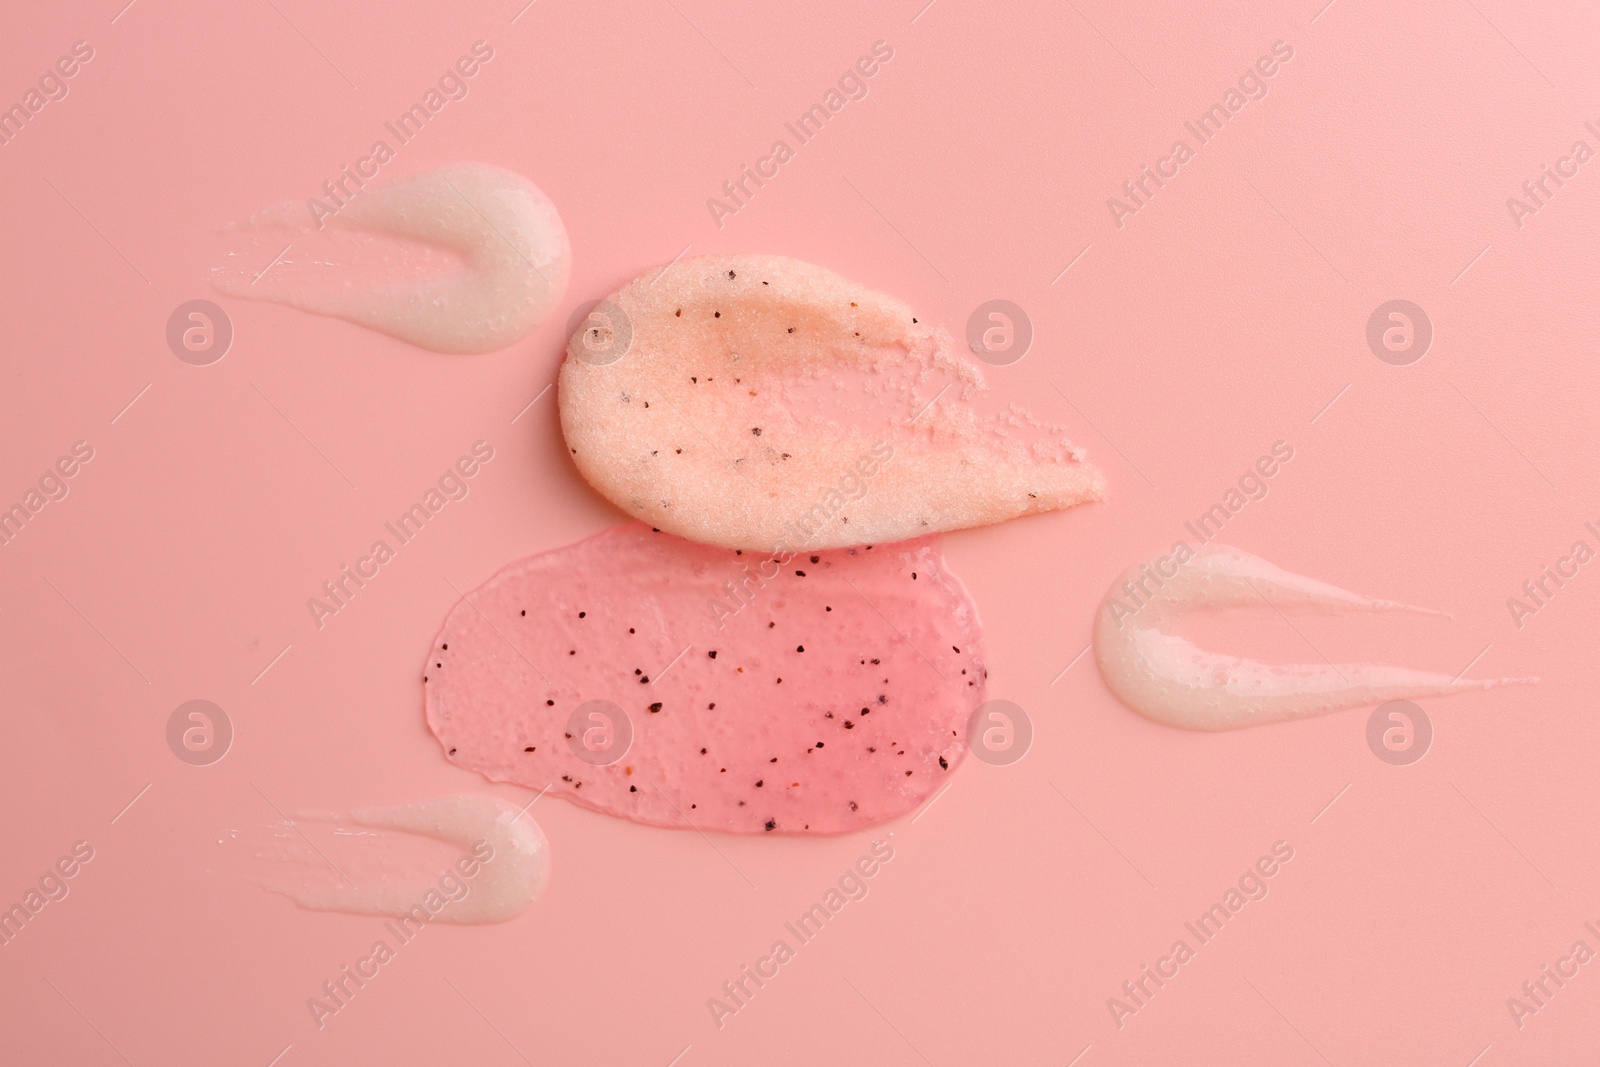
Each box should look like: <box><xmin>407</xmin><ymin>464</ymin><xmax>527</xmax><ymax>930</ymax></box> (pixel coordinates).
<box><xmin>558</xmin><ymin>253</ymin><xmax>1103</xmax><ymax>551</ymax></box>
<box><xmin>425</xmin><ymin>524</ymin><xmax>985</xmax><ymax>834</ymax></box>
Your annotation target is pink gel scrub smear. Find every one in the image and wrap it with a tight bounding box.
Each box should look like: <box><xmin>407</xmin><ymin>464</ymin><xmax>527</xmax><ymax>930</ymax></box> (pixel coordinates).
<box><xmin>1094</xmin><ymin>544</ymin><xmax>1535</xmax><ymax>731</ymax></box>
<box><xmin>424</xmin><ymin>524</ymin><xmax>985</xmax><ymax>834</ymax></box>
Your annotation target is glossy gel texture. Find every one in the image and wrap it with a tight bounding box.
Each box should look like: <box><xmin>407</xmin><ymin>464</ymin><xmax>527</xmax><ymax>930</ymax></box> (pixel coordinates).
<box><xmin>424</xmin><ymin>524</ymin><xmax>985</xmax><ymax>834</ymax></box>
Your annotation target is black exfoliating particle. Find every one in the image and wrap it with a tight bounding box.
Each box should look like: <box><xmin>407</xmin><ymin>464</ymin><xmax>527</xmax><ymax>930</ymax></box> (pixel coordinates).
<box><xmin>648</xmin><ymin>702</ymin><xmax>662</xmax><ymax>713</ymax></box>
<box><xmin>939</xmin><ymin>756</ymin><xmax>949</xmax><ymax>769</ymax></box>
<box><xmin>765</xmin><ymin>819</ymin><xmax>776</xmax><ymax>831</ymax></box>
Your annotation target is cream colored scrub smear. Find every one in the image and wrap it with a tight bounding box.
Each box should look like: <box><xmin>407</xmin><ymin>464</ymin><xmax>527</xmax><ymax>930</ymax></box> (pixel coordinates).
<box><xmin>213</xmin><ymin>162</ymin><xmax>570</xmax><ymax>353</ymax></box>
<box><xmin>558</xmin><ymin>254</ymin><xmax>1104</xmax><ymax>551</ymax></box>
<box><xmin>1094</xmin><ymin>544</ymin><xmax>1535</xmax><ymax>731</ymax></box>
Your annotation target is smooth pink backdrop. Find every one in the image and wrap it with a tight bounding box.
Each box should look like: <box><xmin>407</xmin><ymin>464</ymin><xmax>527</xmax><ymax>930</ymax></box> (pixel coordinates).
<box><xmin>2</xmin><ymin>0</ymin><xmax>1598</xmax><ymax>1063</ymax></box>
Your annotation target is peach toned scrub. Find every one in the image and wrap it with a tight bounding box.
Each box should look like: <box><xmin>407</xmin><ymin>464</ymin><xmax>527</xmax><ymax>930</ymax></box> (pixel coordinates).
<box><xmin>557</xmin><ymin>254</ymin><xmax>1103</xmax><ymax>552</ymax></box>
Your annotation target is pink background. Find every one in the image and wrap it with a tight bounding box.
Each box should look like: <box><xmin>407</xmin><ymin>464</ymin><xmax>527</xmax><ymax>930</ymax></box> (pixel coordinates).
<box><xmin>3</xmin><ymin>0</ymin><xmax>1598</xmax><ymax>1063</ymax></box>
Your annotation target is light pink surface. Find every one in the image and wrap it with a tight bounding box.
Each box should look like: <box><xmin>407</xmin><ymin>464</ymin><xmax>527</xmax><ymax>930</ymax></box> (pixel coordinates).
<box><xmin>2</xmin><ymin>1</ymin><xmax>1597</xmax><ymax>1064</ymax></box>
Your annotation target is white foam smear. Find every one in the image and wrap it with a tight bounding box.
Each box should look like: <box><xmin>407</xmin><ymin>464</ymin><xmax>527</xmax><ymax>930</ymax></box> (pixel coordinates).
<box><xmin>281</xmin><ymin>795</ymin><xmax>550</xmax><ymax>924</ymax></box>
<box><xmin>212</xmin><ymin>162</ymin><xmax>570</xmax><ymax>353</ymax></box>
<box><xmin>1094</xmin><ymin>544</ymin><xmax>1536</xmax><ymax>731</ymax></box>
